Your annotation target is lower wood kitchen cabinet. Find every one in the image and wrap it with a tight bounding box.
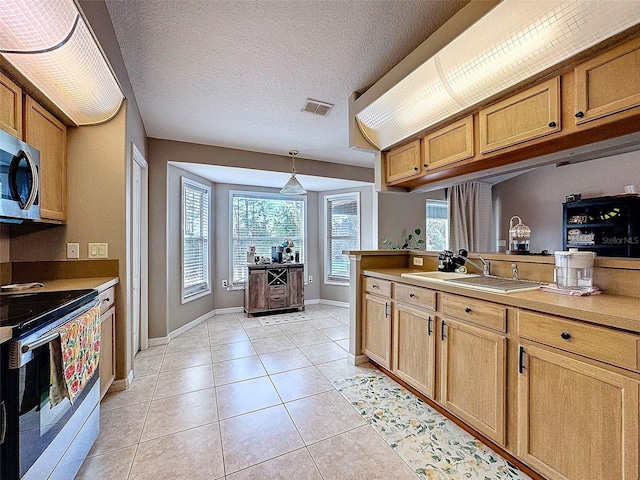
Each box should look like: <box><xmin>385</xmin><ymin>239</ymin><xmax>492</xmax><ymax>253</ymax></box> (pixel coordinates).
<box><xmin>440</xmin><ymin>317</ymin><xmax>506</xmax><ymax>445</ymax></box>
<box><xmin>362</xmin><ymin>277</ymin><xmax>392</xmax><ymax>369</ymax></box>
<box><xmin>98</xmin><ymin>285</ymin><xmax>116</xmax><ymax>399</ymax></box>
<box><xmin>517</xmin><ymin>342</ymin><xmax>639</xmax><ymax>480</ymax></box>
<box><xmin>360</xmin><ymin>270</ymin><xmax>640</xmax><ymax>480</ymax></box>
<box><xmin>393</xmin><ymin>284</ymin><xmax>436</xmax><ymax>398</ymax></box>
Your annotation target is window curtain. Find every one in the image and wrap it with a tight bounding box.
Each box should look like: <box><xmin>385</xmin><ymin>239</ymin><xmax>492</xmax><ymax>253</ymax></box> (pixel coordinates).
<box><xmin>448</xmin><ymin>182</ymin><xmax>492</xmax><ymax>252</ymax></box>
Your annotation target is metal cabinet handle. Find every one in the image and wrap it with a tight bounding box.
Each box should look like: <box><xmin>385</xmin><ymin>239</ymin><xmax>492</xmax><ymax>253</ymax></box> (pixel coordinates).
<box><xmin>548</xmin><ymin>121</ymin><xmax>557</xmax><ymax>128</ymax></box>
<box><xmin>0</xmin><ymin>401</ymin><xmax>5</xmax><ymax>445</ymax></box>
<box><xmin>427</xmin><ymin>316</ymin><xmax>433</xmax><ymax>336</ymax></box>
<box><xmin>409</xmin><ymin>293</ymin><xmax>415</xmax><ymax>298</ymax></box>
<box><xmin>560</xmin><ymin>332</ymin><xmax>571</xmax><ymax>340</ymax></box>
<box><xmin>575</xmin><ymin>111</ymin><xmax>584</xmax><ymax>118</ymax></box>
<box><xmin>441</xmin><ymin>320</ymin><xmax>446</xmax><ymax>341</ymax></box>
<box><xmin>372</xmin><ymin>284</ymin><xmax>378</xmax><ymax>289</ymax></box>
<box><xmin>519</xmin><ymin>346</ymin><xmax>525</xmax><ymax>374</ymax></box>
<box><xmin>464</xmin><ymin>307</ymin><xmax>472</xmax><ymax>313</ymax></box>
<box><xmin>384</xmin><ymin>302</ymin><xmax>389</xmax><ymax>318</ymax></box>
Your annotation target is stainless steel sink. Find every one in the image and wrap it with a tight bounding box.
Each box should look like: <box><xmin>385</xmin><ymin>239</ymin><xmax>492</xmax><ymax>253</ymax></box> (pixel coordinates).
<box><xmin>400</xmin><ymin>271</ymin><xmax>544</xmax><ymax>293</ymax></box>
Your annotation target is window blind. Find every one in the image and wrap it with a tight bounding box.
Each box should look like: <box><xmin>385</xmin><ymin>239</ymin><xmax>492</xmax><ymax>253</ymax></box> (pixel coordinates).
<box><xmin>326</xmin><ymin>193</ymin><xmax>360</xmax><ymax>284</ymax></box>
<box><xmin>182</xmin><ymin>178</ymin><xmax>210</xmax><ymax>300</ymax></box>
<box><xmin>231</xmin><ymin>192</ymin><xmax>306</xmax><ymax>283</ymax></box>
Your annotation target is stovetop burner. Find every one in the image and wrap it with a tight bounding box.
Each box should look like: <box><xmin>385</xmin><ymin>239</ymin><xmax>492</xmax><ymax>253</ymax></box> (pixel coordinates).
<box><xmin>0</xmin><ymin>289</ymin><xmax>98</xmax><ymax>337</ymax></box>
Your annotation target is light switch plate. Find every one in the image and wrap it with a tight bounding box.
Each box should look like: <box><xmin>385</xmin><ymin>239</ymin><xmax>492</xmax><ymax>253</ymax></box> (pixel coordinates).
<box><xmin>88</xmin><ymin>243</ymin><xmax>108</xmax><ymax>258</ymax></box>
<box><xmin>66</xmin><ymin>243</ymin><xmax>80</xmax><ymax>259</ymax></box>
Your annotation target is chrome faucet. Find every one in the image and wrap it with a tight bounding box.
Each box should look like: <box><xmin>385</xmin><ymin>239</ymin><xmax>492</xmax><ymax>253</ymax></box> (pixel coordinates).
<box><xmin>463</xmin><ymin>255</ymin><xmax>491</xmax><ymax>276</ymax></box>
<box><xmin>511</xmin><ymin>263</ymin><xmax>519</xmax><ymax>280</ymax></box>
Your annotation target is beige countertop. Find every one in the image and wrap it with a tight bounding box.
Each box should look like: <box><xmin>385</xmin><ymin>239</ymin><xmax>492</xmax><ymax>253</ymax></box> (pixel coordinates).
<box><xmin>1</xmin><ymin>277</ymin><xmax>118</xmax><ymax>294</ymax></box>
<box><xmin>363</xmin><ymin>268</ymin><xmax>640</xmax><ymax>333</ymax></box>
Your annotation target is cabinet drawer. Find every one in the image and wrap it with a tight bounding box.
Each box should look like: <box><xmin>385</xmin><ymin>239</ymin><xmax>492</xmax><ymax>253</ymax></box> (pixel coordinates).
<box><xmin>395</xmin><ymin>283</ymin><xmax>436</xmax><ymax>310</ymax></box>
<box><xmin>99</xmin><ymin>286</ymin><xmax>115</xmax><ymax>314</ymax></box>
<box><xmin>518</xmin><ymin>310</ymin><xmax>639</xmax><ymax>371</ymax></box>
<box><xmin>363</xmin><ymin>277</ymin><xmax>392</xmax><ymax>297</ymax></box>
<box><xmin>441</xmin><ymin>294</ymin><xmax>506</xmax><ymax>332</ymax></box>
<box><xmin>269</xmin><ymin>296</ymin><xmax>286</xmax><ymax>309</ymax></box>
<box><xmin>269</xmin><ymin>285</ymin><xmax>286</xmax><ymax>295</ymax></box>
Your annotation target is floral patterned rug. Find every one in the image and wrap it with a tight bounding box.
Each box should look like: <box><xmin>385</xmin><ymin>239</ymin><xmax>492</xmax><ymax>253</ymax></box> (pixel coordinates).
<box><xmin>333</xmin><ymin>371</ymin><xmax>532</xmax><ymax>480</ymax></box>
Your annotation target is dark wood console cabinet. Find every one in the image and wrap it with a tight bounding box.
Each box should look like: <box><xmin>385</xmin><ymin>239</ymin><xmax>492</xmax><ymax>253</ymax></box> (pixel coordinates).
<box><xmin>244</xmin><ymin>263</ymin><xmax>305</xmax><ymax>315</ymax></box>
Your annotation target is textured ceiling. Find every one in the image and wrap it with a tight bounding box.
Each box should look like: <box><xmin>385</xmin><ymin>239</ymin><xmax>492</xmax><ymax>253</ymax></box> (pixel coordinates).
<box><xmin>104</xmin><ymin>0</ymin><xmax>468</xmax><ymax>168</ymax></box>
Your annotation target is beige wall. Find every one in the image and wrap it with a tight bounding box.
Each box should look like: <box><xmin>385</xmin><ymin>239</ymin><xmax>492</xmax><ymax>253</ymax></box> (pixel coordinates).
<box><xmin>377</xmin><ymin>189</ymin><xmax>447</xmax><ymax>250</ymax></box>
<box><xmin>493</xmin><ymin>150</ymin><xmax>640</xmax><ymax>254</ymax></box>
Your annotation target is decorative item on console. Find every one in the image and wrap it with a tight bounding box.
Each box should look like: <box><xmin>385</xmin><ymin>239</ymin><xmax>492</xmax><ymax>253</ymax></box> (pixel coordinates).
<box><xmin>507</xmin><ymin>216</ymin><xmax>531</xmax><ymax>254</ymax></box>
<box><xmin>246</xmin><ymin>246</ymin><xmax>256</xmax><ymax>264</ymax></box>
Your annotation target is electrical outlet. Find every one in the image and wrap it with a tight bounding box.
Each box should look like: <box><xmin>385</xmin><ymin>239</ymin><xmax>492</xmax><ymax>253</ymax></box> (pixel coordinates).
<box><xmin>88</xmin><ymin>243</ymin><xmax>108</xmax><ymax>258</ymax></box>
<box><xmin>497</xmin><ymin>239</ymin><xmax>506</xmax><ymax>247</ymax></box>
<box><xmin>308</xmin><ymin>275</ymin><xmax>313</xmax><ymax>283</ymax></box>
<box><xmin>66</xmin><ymin>243</ymin><xmax>79</xmax><ymax>259</ymax></box>
<box><xmin>413</xmin><ymin>257</ymin><xmax>424</xmax><ymax>266</ymax></box>
<box><xmin>222</xmin><ymin>280</ymin><xmax>228</xmax><ymax>288</ymax></box>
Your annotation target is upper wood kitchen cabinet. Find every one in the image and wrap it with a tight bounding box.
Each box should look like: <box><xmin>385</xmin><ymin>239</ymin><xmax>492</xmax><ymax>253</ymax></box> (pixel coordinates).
<box><xmin>479</xmin><ymin>76</ymin><xmax>561</xmax><ymax>154</ymax></box>
<box><xmin>362</xmin><ymin>277</ymin><xmax>392</xmax><ymax>370</ymax></box>
<box><xmin>393</xmin><ymin>283</ymin><xmax>436</xmax><ymax>398</ymax></box>
<box><xmin>574</xmin><ymin>36</ymin><xmax>640</xmax><ymax>125</ymax></box>
<box><xmin>423</xmin><ymin>116</ymin><xmax>474</xmax><ymax>170</ymax></box>
<box><xmin>517</xmin><ymin>309</ymin><xmax>640</xmax><ymax>480</ymax></box>
<box><xmin>0</xmin><ymin>71</ymin><xmax>23</xmax><ymax>138</ymax></box>
<box><xmin>24</xmin><ymin>96</ymin><xmax>67</xmax><ymax>223</ymax></box>
<box><xmin>385</xmin><ymin>139</ymin><xmax>424</xmax><ymax>184</ymax></box>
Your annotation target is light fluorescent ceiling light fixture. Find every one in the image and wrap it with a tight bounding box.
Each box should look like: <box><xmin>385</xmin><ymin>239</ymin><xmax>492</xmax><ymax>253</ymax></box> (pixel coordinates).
<box><xmin>355</xmin><ymin>0</ymin><xmax>640</xmax><ymax>150</ymax></box>
<box><xmin>0</xmin><ymin>0</ymin><xmax>124</xmax><ymax>125</ymax></box>
<box><xmin>280</xmin><ymin>150</ymin><xmax>307</xmax><ymax>195</ymax></box>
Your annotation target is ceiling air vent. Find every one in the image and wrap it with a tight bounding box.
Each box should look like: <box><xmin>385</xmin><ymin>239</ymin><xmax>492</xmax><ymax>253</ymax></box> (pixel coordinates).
<box><xmin>302</xmin><ymin>99</ymin><xmax>333</xmax><ymax>116</ymax></box>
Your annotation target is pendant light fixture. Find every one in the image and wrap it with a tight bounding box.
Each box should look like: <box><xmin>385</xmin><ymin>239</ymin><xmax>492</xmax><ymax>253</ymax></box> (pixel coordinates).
<box><xmin>280</xmin><ymin>150</ymin><xmax>307</xmax><ymax>195</ymax></box>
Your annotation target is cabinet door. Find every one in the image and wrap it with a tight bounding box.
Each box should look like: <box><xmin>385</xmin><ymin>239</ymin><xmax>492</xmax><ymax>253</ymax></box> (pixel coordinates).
<box><xmin>0</xmin><ymin>72</ymin><xmax>22</xmax><ymax>138</ymax></box>
<box><xmin>440</xmin><ymin>318</ymin><xmax>506</xmax><ymax>444</ymax></box>
<box><xmin>362</xmin><ymin>293</ymin><xmax>392</xmax><ymax>369</ymax></box>
<box><xmin>479</xmin><ymin>76</ymin><xmax>560</xmax><ymax>154</ymax></box>
<box><xmin>574</xmin><ymin>36</ymin><xmax>640</xmax><ymax>125</ymax></box>
<box><xmin>393</xmin><ymin>303</ymin><xmax>435</xmax><ymax>398</ymax></box>
<box><xmin>423</xmin><ymin>116</ymin><xmax>474</xmax><ymax>170</ymax></box>
<box><xmin>247</xmin><ymin>269</ymin><xmax>268</xmax><ymax>312</ymax></box>
<box><xmin>518</xmin><ymin>343</ymin><xmax>639</xmax><ymax>480</ymax></box>
<box><xmin>287</xmin><ymin>267</ymin><xmax>304</xmax><ymax>307</ymax></box>
<box><xmin>99</xmin><ymin>305</ymin><xmax>116</xmax><ymax>399</ymax></box>
<box><xmin>385</xmin><ymin>139</ymin><xmax>423</xmax><ymax>184</ymax></box>
<box><xmin>24</xmin><ymin>96</ymin><xmax>67</xmax><ymax>222</ymax></box>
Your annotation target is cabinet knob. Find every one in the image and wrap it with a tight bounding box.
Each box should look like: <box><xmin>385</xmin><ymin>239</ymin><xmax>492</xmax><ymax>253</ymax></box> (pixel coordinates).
<box><xmin>409</xmin><ymin>293</ymin><xmax>415</xmax><ymax>298</ymax></box>
<box><xmin>560</xmin><ymin>332</ymin><xmax>571</xmax><ymax>340</ymax></box>
<box><xmin>423</xmin><ymin>164</ymin><xmax>428</xmax><ymax>168</ymax></box>
<box><xmin>464</xmin><ymin>307</ymin><xmax>472</xmax><ymax>313</ymax></box>
<box><xmin>548</xmin><ymin>121</ymin><xmax>557</xmax><ymax>128</ymax></box>
<box><xmin>413</xmin><ymin>166</ymin><xmax>419</xmax><ymax>171</ymax></box>
<box><xmin>575</xmin><ymin>111</ymin><xmax>584</xmax><ymax>118</ymax></box>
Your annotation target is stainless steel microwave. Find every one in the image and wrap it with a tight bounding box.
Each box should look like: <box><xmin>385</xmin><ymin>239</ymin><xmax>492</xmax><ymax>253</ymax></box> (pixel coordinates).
<box><xmin>0</xmin><ymin>129</ymin><xmax>40</xmax><ymax>222</ymax></box>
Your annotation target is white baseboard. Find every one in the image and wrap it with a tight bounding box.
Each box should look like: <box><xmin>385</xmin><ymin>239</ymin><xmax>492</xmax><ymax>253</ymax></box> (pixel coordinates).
<box><xmin>304</xmin><ymin>299</ymin><xmax>320</xmax><ymax>305</ymax></box>
<box><xmin>319</xmin><ymin>299</ymin><xmax>350</xmax><ymax>308</ymax></box>
<box><xmin>148</xmin><ymin>336</ymin><xmax>169</xmax><ymax>346</ymax></box>
<box><xmin>215</xmin><ymin>306</ymin><xmax>244</xmax><ymax>315</ymax></box>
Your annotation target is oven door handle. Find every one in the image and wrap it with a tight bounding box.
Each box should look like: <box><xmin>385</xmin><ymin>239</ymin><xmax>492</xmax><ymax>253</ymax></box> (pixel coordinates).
<box><xmin>20</xmin><ymin>329</ymin><xmax>60</xmax><ymax>355</ymax></box>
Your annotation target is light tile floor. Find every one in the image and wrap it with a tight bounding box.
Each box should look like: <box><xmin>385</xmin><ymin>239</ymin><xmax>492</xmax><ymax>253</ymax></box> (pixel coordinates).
<box><xmin>75</xmin><ymin>304</ymin><xmax>528</xmax><ymax>480</ymax></box>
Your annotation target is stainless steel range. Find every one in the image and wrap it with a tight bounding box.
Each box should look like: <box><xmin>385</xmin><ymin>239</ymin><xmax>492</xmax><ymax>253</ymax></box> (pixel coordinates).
<box><xmin>0</xmin><ymin>289</ymin><xmax>100</xmax><ymax>480</ymax></box>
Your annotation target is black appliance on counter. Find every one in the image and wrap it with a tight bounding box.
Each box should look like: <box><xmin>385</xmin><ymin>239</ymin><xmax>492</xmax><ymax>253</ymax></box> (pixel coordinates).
<box><xmin>0</xmin><ymin>289</ymin><xmax>100</xmax><ymax>480</ymax></box>
<box><xmin>437</xmin><ymin>249</ymin><xmax>467</xmax><ymax>272</ymax></box>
